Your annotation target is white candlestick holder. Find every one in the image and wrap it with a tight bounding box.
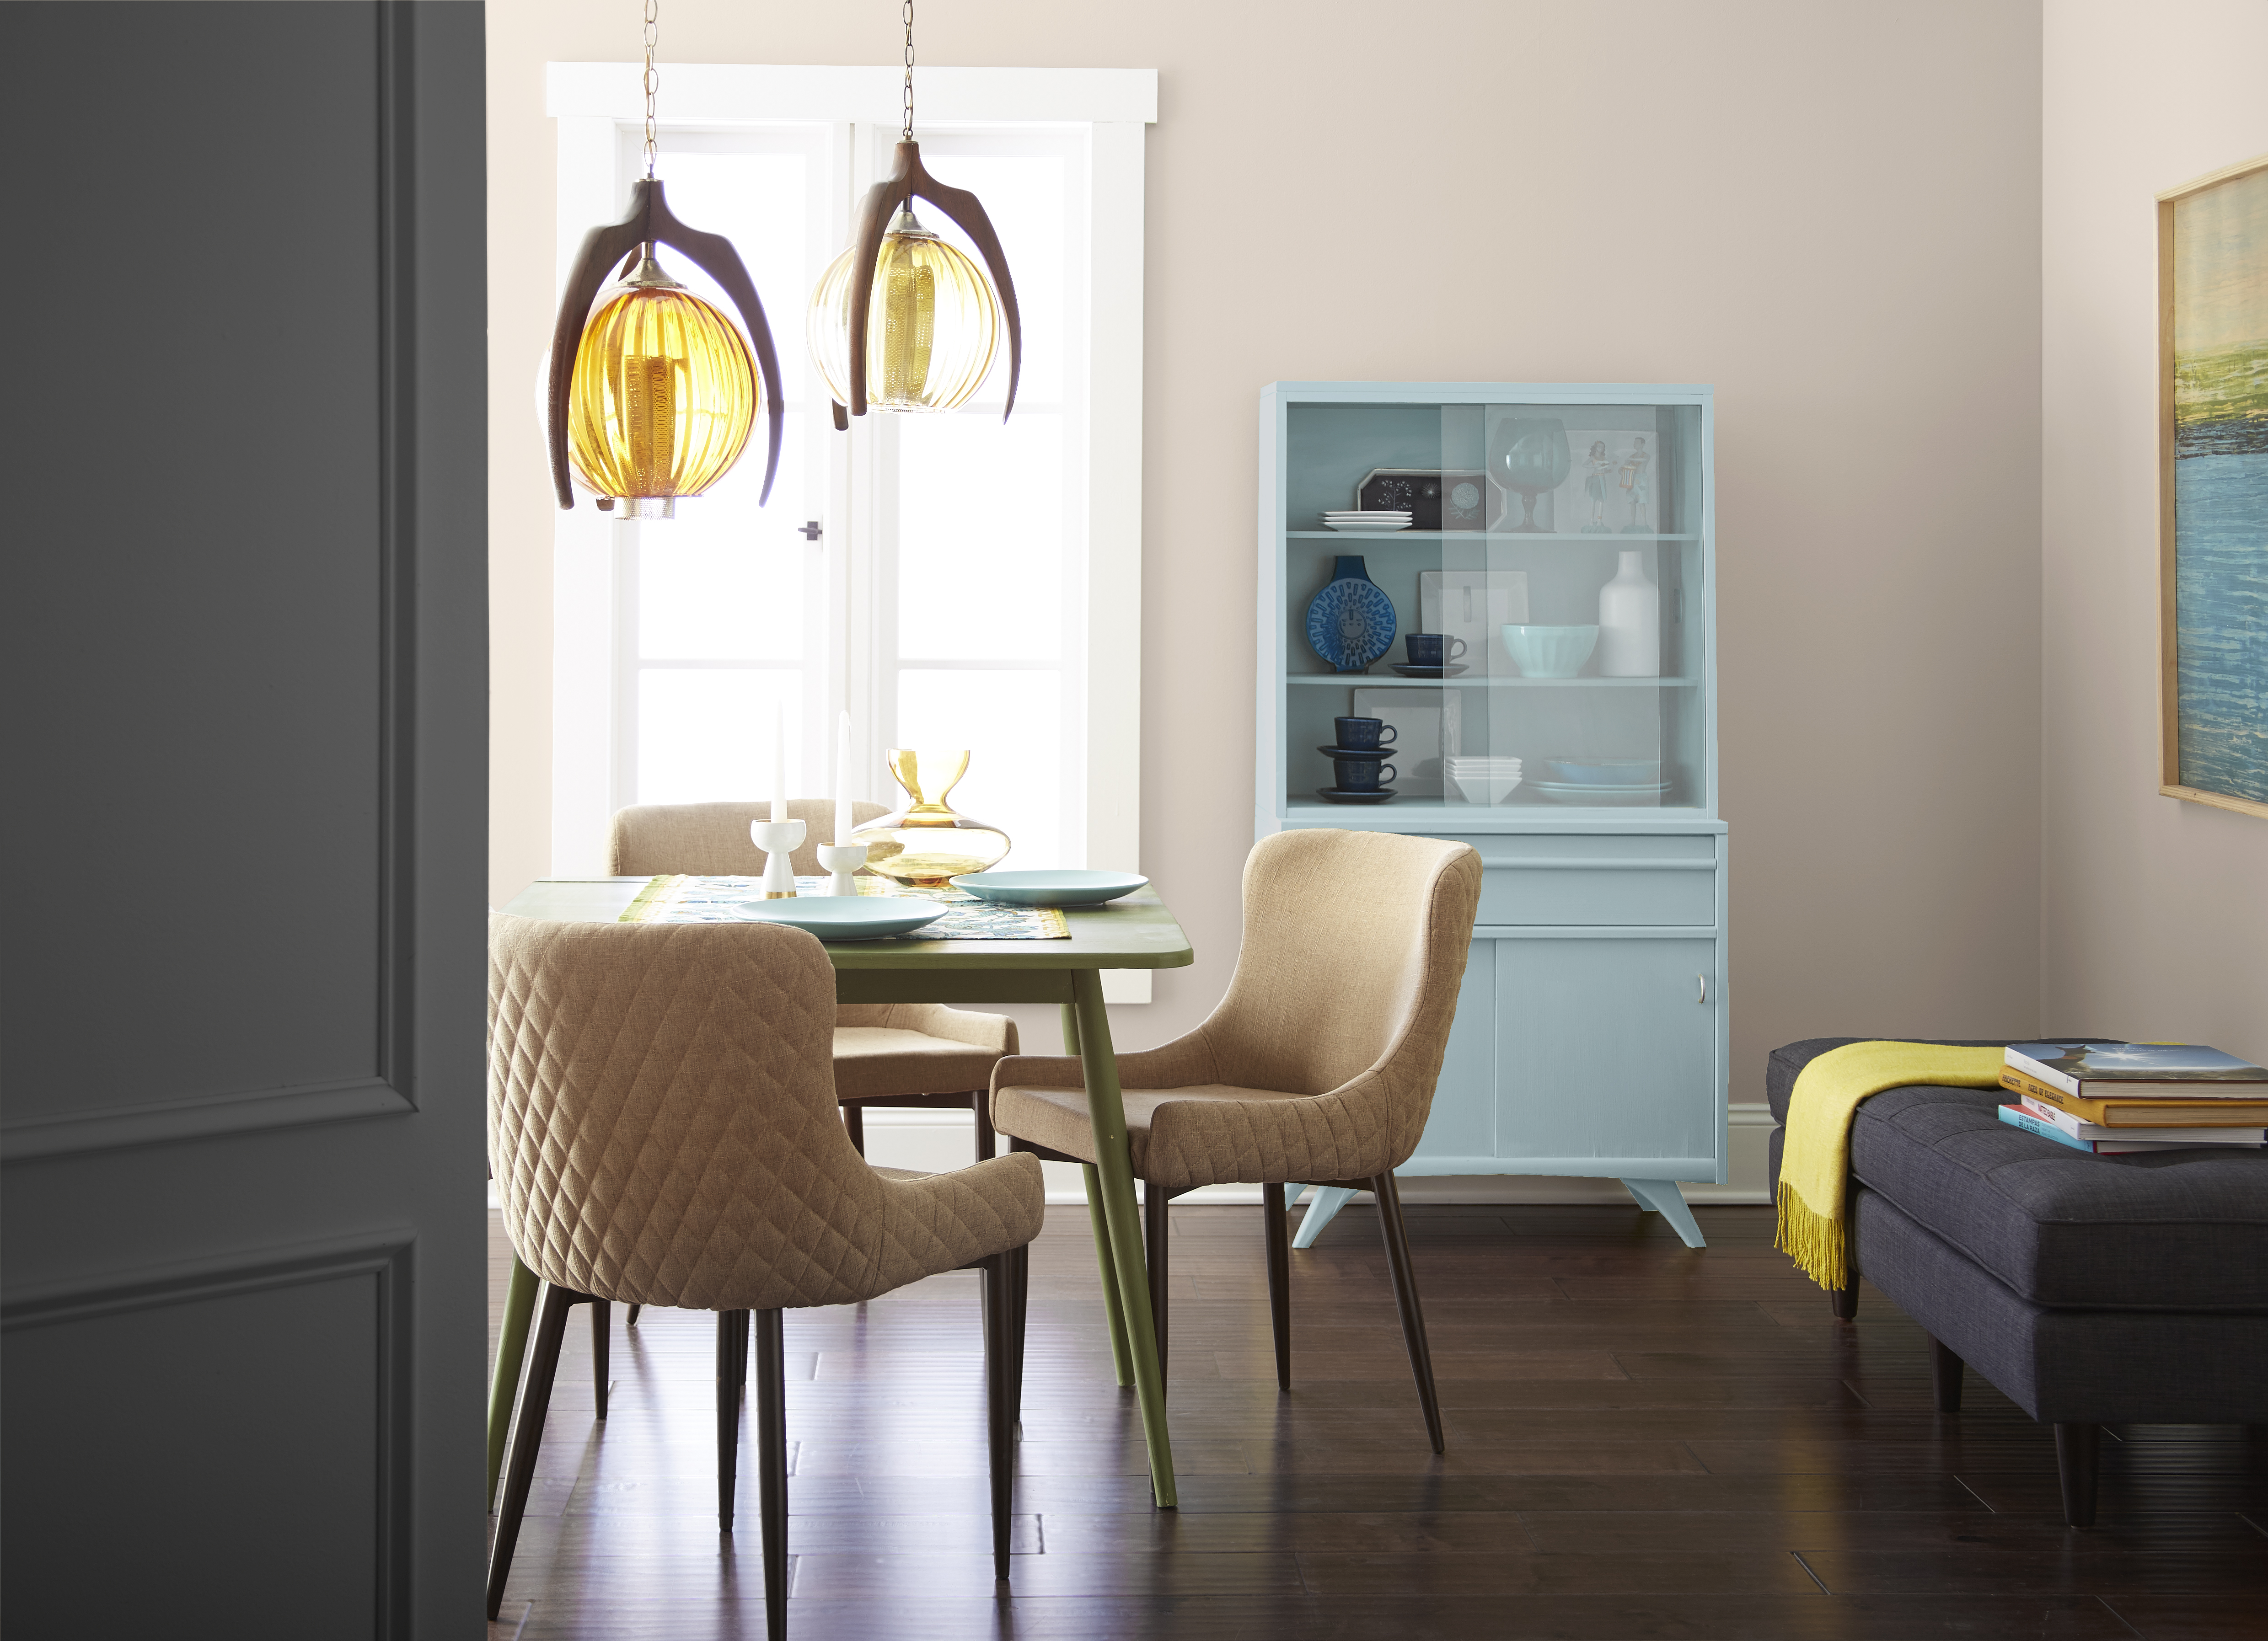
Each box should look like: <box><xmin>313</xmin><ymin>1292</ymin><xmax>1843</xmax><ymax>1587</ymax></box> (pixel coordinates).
<box><xmin>748</xmin><ymin>819</ymin><xmax>806</xmax><ymax>899</ymax></box>
<box><xmin>816</xmin><ymin>841</ymin><xmax>869</xmax><ymax>897</ymax></box>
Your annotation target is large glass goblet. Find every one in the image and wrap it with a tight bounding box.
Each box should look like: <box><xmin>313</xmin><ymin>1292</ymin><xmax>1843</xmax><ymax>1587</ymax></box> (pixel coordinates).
<box><xmin>1488</xmin><ymin>417</ymin><xmax>1572</xmax><ymax>533</ymax></box>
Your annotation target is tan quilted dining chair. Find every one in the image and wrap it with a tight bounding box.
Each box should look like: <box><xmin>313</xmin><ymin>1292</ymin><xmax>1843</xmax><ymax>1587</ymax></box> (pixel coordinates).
<box><xmin>609</xmin><ymin>800</ymin><xmax>1019</xmax><ymax>1159</ymax></box>
<box><xmin>486</xmin><ymin>915</ymin><xmax>1044</xmax><ymax>1637</ymax></box>
<box><xmin>991</xmin><ymin>828</ymin><xmax>1482</xmax><ymax>1451</ymax></box>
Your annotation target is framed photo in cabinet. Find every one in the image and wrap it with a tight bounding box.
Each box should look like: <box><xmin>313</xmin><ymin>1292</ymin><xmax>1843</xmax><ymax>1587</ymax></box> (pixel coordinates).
<box><xmin>2156</xmin><ymin>153</ymin><xmax>2268</xmax><ymax>820</ymax></box>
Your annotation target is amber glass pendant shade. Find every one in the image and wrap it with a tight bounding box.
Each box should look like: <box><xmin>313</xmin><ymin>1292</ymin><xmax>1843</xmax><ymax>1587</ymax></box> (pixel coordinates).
<box><xmin>847</xmin><ymin>748</ymin><xmax>1013</xmax><ymax>887</ymax></box>
<box><xmin>810</xmin><ymin>216</ymin><xmax>999</xmax><ymax>413</ymax></box>
<box><xmin>567</xmin><ymin>262</ymin><xmax>757</xmax><ymax>513</ymax></box>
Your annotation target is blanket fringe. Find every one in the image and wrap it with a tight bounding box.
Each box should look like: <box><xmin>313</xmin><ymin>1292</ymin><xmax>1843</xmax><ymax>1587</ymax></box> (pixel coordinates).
<box><xmin>1775</xmin><ymin>1180</ymin><xmax>1850</xmax><ymax>1291</ymax></box>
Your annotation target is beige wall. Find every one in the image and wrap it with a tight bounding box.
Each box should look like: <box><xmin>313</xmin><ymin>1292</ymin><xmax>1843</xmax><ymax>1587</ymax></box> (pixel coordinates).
<box><xmin>2041</xmin><ymin>2</ymin><xmax>2268</xmax><ymax>1064</ymax></box>
<box><xmin>489</xmin><ymin>2</ymin><xmax>2049</xmax><ymax>1183</ymax></box>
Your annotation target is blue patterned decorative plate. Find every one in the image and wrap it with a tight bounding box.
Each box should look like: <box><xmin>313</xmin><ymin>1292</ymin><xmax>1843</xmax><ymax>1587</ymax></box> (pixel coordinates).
<box><xmin>1305</xmin><ymin>561</ymin><xmax>1397</xmax><ymax>673</ymax></box>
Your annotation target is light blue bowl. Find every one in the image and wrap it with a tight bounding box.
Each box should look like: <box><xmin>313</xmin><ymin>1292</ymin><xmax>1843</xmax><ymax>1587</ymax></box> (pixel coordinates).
<box><xmin>1501</xmin><ymin>624</ymin><xmax>1599</xmax><ymax>678</ymax></box>
<box><xmin>952</xmin><ymin>870</ymin><xmax>1149</xmax><ymax>907</ymax></box>
<box><xmin>734</xmin><ymin>896</ymin><xmax>946</xmax><ymax>941</ymax></box>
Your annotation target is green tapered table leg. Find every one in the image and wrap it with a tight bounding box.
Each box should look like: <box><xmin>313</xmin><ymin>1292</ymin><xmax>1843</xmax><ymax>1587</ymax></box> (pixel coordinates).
<box><xmin>487</xmin><ymin>1253</ymin><xmax>540</xmax><ymax>1508</ymax></box>
<box><xmin>1062</xmin><ymin>1003</ymin><xmax>1135</xmax><ymax>1388</ymax></box>
<box><xmin>1081</xmin><ymin>1164</ymin><xmax>1136</xmax><ymax>1387</ymax></box>
<box><xmin>1070</xmin><ymin>969</ymin><xmax>1177</xmax><ymax>1507</ymax></box>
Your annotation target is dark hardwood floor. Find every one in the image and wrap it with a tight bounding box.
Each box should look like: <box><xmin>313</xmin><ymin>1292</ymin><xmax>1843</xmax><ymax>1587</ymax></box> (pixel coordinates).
<box><xmin>488</xmin><ymin>1200</ymin><xmax>2268</xmax><ymax>1639</ymax></box>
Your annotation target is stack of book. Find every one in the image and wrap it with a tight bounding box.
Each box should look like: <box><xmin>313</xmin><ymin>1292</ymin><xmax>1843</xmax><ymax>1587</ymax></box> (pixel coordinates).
<box><xmin>1997</xmin><ymin>1042</ymin><xmax>2268</xmax><ymax>1154</ymax></box>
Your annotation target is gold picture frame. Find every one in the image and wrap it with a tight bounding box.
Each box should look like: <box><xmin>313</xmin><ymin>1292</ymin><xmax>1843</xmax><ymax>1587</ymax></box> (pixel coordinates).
<box><xmin>2156</xmin><ymin>152</ymin><xmax>2268</xmax><ymax>820</ymax></box>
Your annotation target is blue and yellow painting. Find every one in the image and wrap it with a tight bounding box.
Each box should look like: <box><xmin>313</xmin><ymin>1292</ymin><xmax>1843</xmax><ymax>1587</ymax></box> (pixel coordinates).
<box><xmin>2171</xmin><ymin>162</ymin><xmax>2268</xmax><ymax>806</ymax></box>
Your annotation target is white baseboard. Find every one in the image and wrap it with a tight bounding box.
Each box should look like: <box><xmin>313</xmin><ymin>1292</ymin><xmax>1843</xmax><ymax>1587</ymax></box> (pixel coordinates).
<box><xmin>855</xmin><ymin>1103</ymin><xmax>1779</xmax><ymax>1206</ymax></box>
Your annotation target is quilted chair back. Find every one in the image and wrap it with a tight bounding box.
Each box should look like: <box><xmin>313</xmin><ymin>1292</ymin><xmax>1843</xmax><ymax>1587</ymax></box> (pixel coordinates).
<box><xmin>1199</xmin><ymin>829</ymin><xmax>1482</xmax><ymax>1170</ymax></box>
<box><xmin>608</xmin><ymin>799</ymin><xmax>890</xmax><ymax>879</ymax></box>
<box><xmin>489</xmin><ymin>915</ymin><xmax>1040</xmax><ymax>1310</ymax></box>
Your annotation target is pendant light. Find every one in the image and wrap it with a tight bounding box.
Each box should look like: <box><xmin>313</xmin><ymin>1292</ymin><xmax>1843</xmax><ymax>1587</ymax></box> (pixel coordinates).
<box><xmin>807</xmin><ymin>0</ymin><xmax>1023</xmax><ymax>426</ymax></box>
<box><xmin>544</xmin><ymin>0</ymin><xmax>785</xmax><ymax>517</ymax></box>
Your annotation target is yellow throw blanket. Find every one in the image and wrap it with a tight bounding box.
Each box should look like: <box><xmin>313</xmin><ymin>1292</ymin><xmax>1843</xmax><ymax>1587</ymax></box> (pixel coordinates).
<box><xmin>1775</xmin><ymin>1041</ymin><xmax>2005</xmax><ymax>1290</ymax></box>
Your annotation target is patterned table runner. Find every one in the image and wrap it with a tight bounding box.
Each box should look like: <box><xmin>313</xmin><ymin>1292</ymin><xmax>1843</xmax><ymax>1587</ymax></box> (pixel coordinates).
<box><xmin>618</xmin><ymin>875</ymin><xmax>1071</xmax><ymax>940</ymax></box>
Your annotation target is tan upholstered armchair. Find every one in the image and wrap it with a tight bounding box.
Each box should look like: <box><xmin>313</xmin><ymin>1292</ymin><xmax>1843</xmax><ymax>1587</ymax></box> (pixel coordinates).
<box><xmin>608</xmin><ymin>799</ymin><xmax>1020</xmax><ymax>1160</ymax></box>
<box><xmin>992</xmin><ymin>828</ymin><xmax>1482</xmax><ymax>1450</ymax></box>
<box><xmin>486</xmin><ymin>915</ymin><xmax>1043</xmax><ymax>1635</ymax></box>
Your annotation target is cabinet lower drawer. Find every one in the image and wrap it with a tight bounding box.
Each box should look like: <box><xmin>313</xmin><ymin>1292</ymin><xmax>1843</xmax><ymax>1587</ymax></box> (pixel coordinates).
<box><xmin>1407</xmin><ymin>833</ymin><xmax>1722</xmax><ymax>925</ymax></box>
<box><xmin>1477</xmin><ymin>861</ymin><xmax>1715</xmax><ymax>925</ymax></box>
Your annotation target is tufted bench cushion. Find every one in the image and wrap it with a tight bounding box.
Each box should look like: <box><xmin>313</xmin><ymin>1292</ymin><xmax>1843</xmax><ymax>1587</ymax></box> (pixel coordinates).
<box><xmin>1766</xmin><ymin>1037</ymin><xmax>2268</xmax><ymax>1313</ymax></box>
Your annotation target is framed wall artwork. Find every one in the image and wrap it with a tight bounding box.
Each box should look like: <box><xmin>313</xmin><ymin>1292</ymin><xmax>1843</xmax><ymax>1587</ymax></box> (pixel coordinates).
<box><xmin>2158</xmin><ymin>153</ymin><xmax>2268</xmax><ymax>820</ymax></box>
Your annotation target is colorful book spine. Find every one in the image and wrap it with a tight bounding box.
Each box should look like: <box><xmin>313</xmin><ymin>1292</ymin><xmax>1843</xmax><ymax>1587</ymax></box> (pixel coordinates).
<box><xmin>2015</xmin><ymin>1096</ymin><xmax>2265</xmax><ymax>1145</ymax></box>
<box><xmin>1999</xmin><ymin>1106</ymin><xmax>2263</xmax><ymax>1154</ymax></box>
<box><xmin>1995</xmin><ymin>1067</ymin><xmax>2268</xmax><ymax>1127</ymax></box>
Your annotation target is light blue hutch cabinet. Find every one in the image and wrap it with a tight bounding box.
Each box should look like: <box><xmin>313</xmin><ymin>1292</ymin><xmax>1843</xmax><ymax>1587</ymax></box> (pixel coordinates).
<box><xmin>1258</xmin><ymin>382</ymin><xmax>1725</xmax><ymax>1248</ymax></box>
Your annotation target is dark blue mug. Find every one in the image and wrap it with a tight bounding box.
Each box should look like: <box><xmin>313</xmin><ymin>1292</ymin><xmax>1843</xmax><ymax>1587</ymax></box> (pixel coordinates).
<box><xmin>1334</xmin><ymin>715</ymin><xmax>1397</xmax><ymax>750</ymax></box>
<box><xmin>1332</xmin><ymin>756</ymin><xmax>1396</xmax><ymax>791</ymax></box>
<box><xmin>1405</xmin><ymin>632</ymin><xmax>1468</xmax><ymax>667</ymax></box>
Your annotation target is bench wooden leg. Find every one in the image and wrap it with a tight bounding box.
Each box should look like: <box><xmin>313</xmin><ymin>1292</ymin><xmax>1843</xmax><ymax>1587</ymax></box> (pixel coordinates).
<box><xmin>2055</xmin><ymin>1422</ymin><xmax>2100</xmax><ymax>1529</ymax></box>
<box><xmin>1928</xmin><ymin>1335</ymin><xmax>1962</xmax><ymax>1413</ymax></box>
<box><xmin>1829</xmin><ymin>1281</ymin><xmax>1859</xmax><ymax>1320</ymax></box>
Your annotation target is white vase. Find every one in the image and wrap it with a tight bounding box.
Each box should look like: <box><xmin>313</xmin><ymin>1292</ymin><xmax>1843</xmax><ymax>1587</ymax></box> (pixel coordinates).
<box><xmin>1597</xmin><ymin>550</ymin><xmax>1660</xmax><ymax>677</ymax></box>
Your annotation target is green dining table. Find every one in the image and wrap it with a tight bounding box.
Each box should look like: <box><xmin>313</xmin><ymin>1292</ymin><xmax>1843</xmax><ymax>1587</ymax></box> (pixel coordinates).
<box><xmin>488</xmin><ymin>877</ymin><xmax>1195</xmax><ymax>1508</ymax></box>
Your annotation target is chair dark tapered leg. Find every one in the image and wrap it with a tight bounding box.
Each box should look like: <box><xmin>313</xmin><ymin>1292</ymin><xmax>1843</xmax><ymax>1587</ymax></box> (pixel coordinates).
<box><xmin>717</xmin><ymin>1310</ymin><xmax>750</xmax><ymax>1531</ymax></box>
<box><xmin>487</xmin><ymin>1283</ymin><xmax>581</xmax><ymax>1620</ymax></box>
<box><xmin>590</xmin><ymin>1300</ymin><xmax>610</xmax><ymax>1421</ymax></box>
<box><xmin>1004</xmin><ymin>1240</ymin><xmax>1029</xmax><ymax>1434</ymax></box>
<box><xmin>1263</xmin><ymin>1183</ymin><xmax>1292</xmax><ymax>1392</ymax></box>
<box><xmin>1928</xmin><ymin>1335</ymin><xmax>1963</xmax><ymax>1414</ymax></box>
<box><xmin>980</xmin><ymin>1254</ymin><xmax>1014</xmax><ymax>1582</ymax></box>
<box><xmin>755</xmin><ymin>1310</ymin><xmax>790</xmax><ymax>1641</ymax></box>
<box><xmin>842</xmin><ymin>1102</ymin><xmax>866</xmax><ymax>1156</ymax></box>
<box><xmin>972</xmin><ymin>1090</ymin><xmax>997</xmax><ymax>1160</ymax></box>
<box><xmin>1371</xmin><ymin>1172</ymin><xmax>1445</xmax><ymax>1454</ymax></box>
<box><xmin>2055</xmin><ymin>1422</ymin><xmax>2101</xmax><ymax>1529</ymax></box>
<box><xmin>626</xmin><ymin>1304</ymin><xmax>642</xmax><ymax>1328</ymax></box>
<box><xmin>1143</xmin><ymin>1181</ymin><xmax>1171</xmax><ymax>1382</ymax></box>
<box><xmin>1830</xmin><ymin>1281</ymin><xmax>1859</xmax><ymax>1320</ymax></box>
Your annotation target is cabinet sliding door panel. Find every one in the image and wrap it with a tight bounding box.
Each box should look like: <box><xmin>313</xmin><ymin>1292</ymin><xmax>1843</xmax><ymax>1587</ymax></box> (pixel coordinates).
<box><xmin>1415</xmin><ymin>939</ymin><xmax>1498</xmax><ymax>1162</ymax></box>
<box><xmin>1492</xmin><ymin>937</ymin><xmax>1718</xmax><ymax>1170</ymax></box>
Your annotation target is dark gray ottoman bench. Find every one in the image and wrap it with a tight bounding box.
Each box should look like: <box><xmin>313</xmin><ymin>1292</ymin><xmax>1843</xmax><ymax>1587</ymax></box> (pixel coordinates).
<box><xmin>1765</xmin><ymin>1036</ymin><xmax>2268</xmax><ymax>1526</ymax></box>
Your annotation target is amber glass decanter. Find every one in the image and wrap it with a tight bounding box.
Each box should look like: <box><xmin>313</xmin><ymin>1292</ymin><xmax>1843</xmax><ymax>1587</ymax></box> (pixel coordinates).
<box><xmin>848</xmin><ymin>749</ymin><xmax>1013</xmax><ymax>887</ymax></box>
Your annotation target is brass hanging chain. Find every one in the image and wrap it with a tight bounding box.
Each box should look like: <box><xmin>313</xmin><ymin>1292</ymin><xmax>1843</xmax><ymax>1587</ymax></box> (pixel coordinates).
<box><xmin>901</xmin><ymin>0</ymin><xmax>917</xmax><ymax>141</ymax></box>
<box><xmin>642</xmin><ymin>0</ymin><xmax>660</xmax><ymax>177</ymax></box>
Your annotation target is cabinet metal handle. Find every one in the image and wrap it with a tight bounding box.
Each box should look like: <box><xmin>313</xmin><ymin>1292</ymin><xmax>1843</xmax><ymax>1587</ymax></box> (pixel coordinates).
<box><xmin>1696</xmin><ymin>973</ymin><xmax>1708</xmax><ymax>1004</ymax></box>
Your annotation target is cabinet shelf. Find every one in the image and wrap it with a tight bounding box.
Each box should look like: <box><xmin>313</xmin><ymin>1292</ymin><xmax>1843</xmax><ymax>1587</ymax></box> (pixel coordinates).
<box><xmin>1287</xmin><ymin>674</ymin><xmax>1700</xmax><ymax>688</ymax></box>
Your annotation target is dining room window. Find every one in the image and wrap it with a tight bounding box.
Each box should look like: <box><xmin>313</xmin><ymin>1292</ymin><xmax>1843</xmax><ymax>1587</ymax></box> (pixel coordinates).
<box><xmin>547</xmin><ymin>67</ymin><xmax>1150</xmax><ymax>937</ymax></box>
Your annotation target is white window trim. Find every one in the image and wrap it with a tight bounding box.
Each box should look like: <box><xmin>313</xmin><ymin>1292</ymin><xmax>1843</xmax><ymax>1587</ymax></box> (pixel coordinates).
<box><xmin>544</xmin><ymin>64</ymin><xmax>1153</xmax><ymax>999</ymax></box>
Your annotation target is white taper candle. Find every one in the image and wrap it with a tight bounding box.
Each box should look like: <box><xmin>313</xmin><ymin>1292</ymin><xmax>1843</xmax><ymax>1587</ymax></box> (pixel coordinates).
<box><xmin>834</xmin><ymin>711</ymin><xmax>853</xmax><ymax>846</ymax></box>
<box><xmin>771</xmin><ymin>701</ymin><xmax>787</xmax><ymax>823</ymax></box>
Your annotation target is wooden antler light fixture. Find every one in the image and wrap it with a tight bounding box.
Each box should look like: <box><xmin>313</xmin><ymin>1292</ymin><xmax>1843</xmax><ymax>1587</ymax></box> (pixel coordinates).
<box><xmin>807</xmin><ymin>2</ymin><xmax>1023</xmax><ymax>428</ymax></box>
<box><xmin>543</xmin><ymin>1</ymin><xmax>785</xmax><ymax>514</ymax></box>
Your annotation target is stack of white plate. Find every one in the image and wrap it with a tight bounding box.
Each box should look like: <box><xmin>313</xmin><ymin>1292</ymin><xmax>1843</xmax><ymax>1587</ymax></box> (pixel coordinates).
<box><xmin>1446</xmin><ymin>755</ymin><xmax>1523</xmax><ymax>805</ymax></box>
<box><xmin>1321</xmin><ymin>510</ymin><xmax>1412</xmax><ymax>533</ymax></box>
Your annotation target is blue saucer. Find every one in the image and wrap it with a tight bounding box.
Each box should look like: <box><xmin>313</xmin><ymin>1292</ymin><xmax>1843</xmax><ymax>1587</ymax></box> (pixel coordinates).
<box><xmin>951</xmin><ymin>870</ymin><xmax>1150</xmax><ymax>907</ymax></box>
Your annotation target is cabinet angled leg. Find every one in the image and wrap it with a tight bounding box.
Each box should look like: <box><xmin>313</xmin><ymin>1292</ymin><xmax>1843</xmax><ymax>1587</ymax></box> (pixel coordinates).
<box><xmin>1620</xmin><ymin>1177</ymin><xmax>1707</xmax><ymax>1248</ymax></box>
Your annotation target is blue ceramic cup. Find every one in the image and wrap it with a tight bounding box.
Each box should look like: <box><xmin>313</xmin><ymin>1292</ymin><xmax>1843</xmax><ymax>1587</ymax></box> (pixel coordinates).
<box><xmin>1333</xmin><ymin>756</ymin><xmax>1396</xmax><ymax>791</ymax></box>
<box><xmin>1334</xmin><ymin>716</ymin><xmax>1397</xmax><ymax>750</ymax></box>
<box><xmin>1404</xmin><ymin>633</ymin><xmax>1468</xmax><ymax>667</ymax></box>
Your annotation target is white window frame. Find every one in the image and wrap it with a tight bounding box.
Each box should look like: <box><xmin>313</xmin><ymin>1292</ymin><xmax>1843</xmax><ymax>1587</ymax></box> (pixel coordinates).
<box><xmin>545</xmin><ymin>64</ymin><xmax>1153</xmax><ymax>994</ymax></box>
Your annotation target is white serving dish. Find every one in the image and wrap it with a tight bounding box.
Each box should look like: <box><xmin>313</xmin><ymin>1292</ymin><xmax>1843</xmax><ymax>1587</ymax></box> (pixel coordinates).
<box><xmin>733</xmin><ymin>897</ymin><xmax>947</xmax><ymax>940</ymax></box>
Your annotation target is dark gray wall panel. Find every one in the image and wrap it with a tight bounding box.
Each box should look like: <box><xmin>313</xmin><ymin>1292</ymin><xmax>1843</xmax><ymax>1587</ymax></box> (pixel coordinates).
<box><xmin>4</xmin><ymin>1272</ymin><xmax>384</xmax><ymax>1638</ymax></box>
<box><xmin>3</xmin><ymin>2</ymin><xmax>383</xmax><ymax>1125</ymax></box>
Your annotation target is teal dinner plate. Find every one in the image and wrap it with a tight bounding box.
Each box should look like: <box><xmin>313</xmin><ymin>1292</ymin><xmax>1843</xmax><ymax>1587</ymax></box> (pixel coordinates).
<box><xmin>733</xmin><ymin>896</ymin><xmax>946</xmax><ymax>941</ymax></box>
<box><xmin>950</xmin><ymin>870</ymin><xmax>1150</xmax><ymax>907</ymax></box>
